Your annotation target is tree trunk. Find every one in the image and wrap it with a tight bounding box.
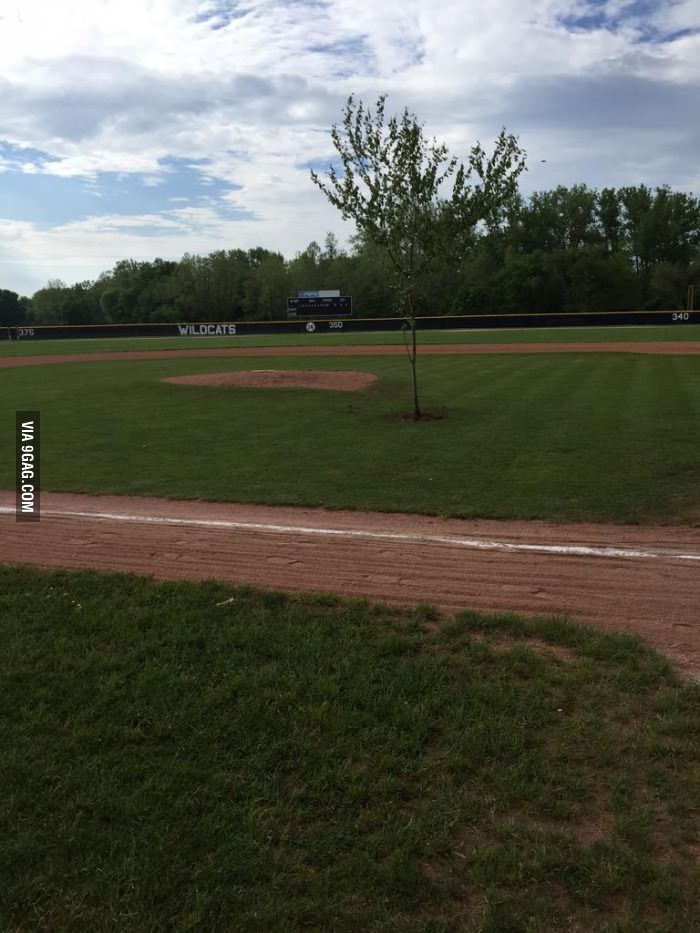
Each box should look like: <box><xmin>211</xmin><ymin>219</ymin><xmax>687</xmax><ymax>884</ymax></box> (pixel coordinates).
<box><xmin>406</xmin><ymin>287</ymin><xmax>421</xmax><ymax>420</ymax></box>
<box><xmin>411</xmin><ymin>316</ymin><xmax>421</xmax><ymax>420</ymax></box>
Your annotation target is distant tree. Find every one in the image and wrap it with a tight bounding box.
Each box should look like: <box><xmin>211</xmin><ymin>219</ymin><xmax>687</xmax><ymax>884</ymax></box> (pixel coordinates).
<box><xmin>645</xmin><ymin>187</ymin><xmax>700</xmax><ymax>267</ymax></box>
<box><xmin>598</xmin><ymin>187</ymin><xmax>622</xmax><ymax>253</ymax></box>
<box><xmin>646</xmin><ymin>262</ymin><xmax>688</xmax><ymax>310</ymax></box>
<box><xmin>323</xmin><ymin>231</ymin><xmax>340</xmax><ymax>261</ymax></box>
<box><xmin>620</xmin><ymin>185</ymin><xmax>654</xmax><ymax>274</ymax></box>
<box><xmin>344</xmin><ymin>235</ymin><xmax>395</xmax><ymax>316</ymax></box>
<box><xmin>31</xmin><ymin>280</ymin><xmax>68</xmax><ymax>324</ymax></box>
<box><xmin>61</xmin><ymin>282</ymin><xmax>101</xmax><ymax>325</ymax></box>
<box><xmin>311</xmin><ymin>93</ymin><xmax>526</xmax><ymax>418</ymax></box>
<box><xmin>288</xmin><ymin>241</ymin><xmax>322</xmax><ymax>296</ymax></box>
<box><xmin>564</xmin><ymin>248</ymin><xmax>639</xmax><ymax>312</ymax></box>
<box><xmin>256</xmin><ymin>254</ymin><xmax>289</xmax><ymax>319</ymax></box>
<box><xmin>493</xmin><ymin>250</ymin><xmax>567</xmax><ymax>313</ymax></box>
<box><xmin>18</xmin><ymin>295</ymin><xmax>32</xmax><ymax>323</ymax></box>
<box><xmin>0</xmin><ymin>288</ymin><xmax>22</xmax><ymax>326</ymax></box>
<box><xmin>100</xmin><ymin>287</ymin><xmax>125</xmax><ymax>322</ymax></box>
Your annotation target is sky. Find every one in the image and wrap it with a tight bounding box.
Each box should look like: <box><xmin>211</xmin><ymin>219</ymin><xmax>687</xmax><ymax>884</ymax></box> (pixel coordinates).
<box><xmin>0</xmin><ymin>0</ymin><xmax>698</xmax><ymax>296</ymax></box>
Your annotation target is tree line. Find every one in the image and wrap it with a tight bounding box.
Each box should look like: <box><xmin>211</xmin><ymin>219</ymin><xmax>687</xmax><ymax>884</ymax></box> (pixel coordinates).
<box><xmin>1</xmin><ymin>183</ymin><xmax>698</xmax><ymax>328</ymax></box>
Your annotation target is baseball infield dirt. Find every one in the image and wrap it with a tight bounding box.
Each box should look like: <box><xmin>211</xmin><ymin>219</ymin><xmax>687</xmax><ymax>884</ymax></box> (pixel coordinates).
<box><xmin>2</xmin><ymin>491</ymin><xmax>699</xmax><ymax>678</ymax></box>
<box><xmin>2</xmin><ymin>340</ymin><xmax>700</xmax><ymax>369</ymax></box>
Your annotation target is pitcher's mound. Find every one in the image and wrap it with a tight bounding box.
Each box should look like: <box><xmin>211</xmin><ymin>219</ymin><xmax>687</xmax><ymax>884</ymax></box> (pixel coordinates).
<box><xmin>162</xmin><ymin>370</ymin><xmax>378</xmax><ymax>392</ymax></box>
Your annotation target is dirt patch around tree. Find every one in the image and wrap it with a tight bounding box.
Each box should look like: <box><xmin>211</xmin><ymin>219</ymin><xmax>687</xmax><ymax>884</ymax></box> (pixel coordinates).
<box><xmin>161</xmin><ymin>369</ymin><xmax>378</xmax><ymax>391</ymax></box>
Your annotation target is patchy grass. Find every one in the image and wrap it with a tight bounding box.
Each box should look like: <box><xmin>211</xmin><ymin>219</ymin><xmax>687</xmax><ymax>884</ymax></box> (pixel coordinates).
<box><xmin>1</xmin><ymin>565</ymin><xmax>699</xmax><ymax>932</ymax></box>
<box><xmin>1</xmin><ymin>351</ymin><xmax>699</xmax><ymax>522</ymax></box>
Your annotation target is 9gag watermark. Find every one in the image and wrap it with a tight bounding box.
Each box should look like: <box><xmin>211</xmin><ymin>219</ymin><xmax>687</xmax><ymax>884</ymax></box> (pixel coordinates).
<box><xmin>16</xmin><ymin>411</ymin><xmax>40</xmax><ymax>522</ymax></box>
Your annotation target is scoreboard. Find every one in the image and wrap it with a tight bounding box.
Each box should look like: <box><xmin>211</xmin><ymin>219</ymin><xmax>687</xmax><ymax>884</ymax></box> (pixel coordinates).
<box><xmin>287</xmin><ymin>296</ymin><xmax>352</xmax><ymax>318</ymax></box>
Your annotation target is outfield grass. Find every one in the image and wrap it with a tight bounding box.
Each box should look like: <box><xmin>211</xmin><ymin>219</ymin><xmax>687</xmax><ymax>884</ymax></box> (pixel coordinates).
<box><xmin>2</xmin><ymin>351</ymin><xmax>699</xmax><ymax>522</ymax></box>
<box><xmin>1</xmin><ymin>322</ymin><xmax>699</xmax><ymax>356</ymax></box>
<box><xmin>1</xmin><ymin>565</ymin><xmax>698</xmax><ymax>932</ymax></box>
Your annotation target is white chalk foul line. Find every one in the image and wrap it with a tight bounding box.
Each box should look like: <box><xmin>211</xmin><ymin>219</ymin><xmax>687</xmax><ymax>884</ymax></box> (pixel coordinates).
<box><xmin>2</xmin><ymin>506</ymin><xmax>700</xmax><ymax>563</ymax></box>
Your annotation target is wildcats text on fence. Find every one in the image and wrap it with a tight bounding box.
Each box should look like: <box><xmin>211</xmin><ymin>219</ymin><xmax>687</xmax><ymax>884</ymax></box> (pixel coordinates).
<box><xmin>177</xmin><ymin>324</ymin><xmax>237</xmax><ymax>336</ymax></box>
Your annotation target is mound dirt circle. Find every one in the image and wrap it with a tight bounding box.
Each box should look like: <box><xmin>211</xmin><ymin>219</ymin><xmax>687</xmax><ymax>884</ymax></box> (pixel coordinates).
<box><xmin>161</xmin><ymin>369</ymin><xmax>378</xmax><ymax>391</ymax></box>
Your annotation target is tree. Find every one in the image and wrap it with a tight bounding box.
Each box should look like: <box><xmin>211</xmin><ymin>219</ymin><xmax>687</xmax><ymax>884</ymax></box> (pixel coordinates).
<box><xmin>322</xmin><ymin>231</ymin><xmax>341</xmax><ymax>263</ymax></box>
<box><xmin>311</xmin><ymin>94</ymin><xmax>526</xmax><ymax>418</ymax></box>
<box><xmin>0</xmin><ymin>288</ymin><xmax>22</xmax><ymax>326</ymax></box>
<box><xmin>31</xmin><ymin>280</ymin><xmax>67</xmax><ymax>324</ymax></box>
<box><xmin>598</xmin><ymin>188</ymin><xmax>622</xmax><ymax>253</ymax></box>
<box><xmin>61</xmin><ymin>281</ymin><xmax>101</xmax><ymax>325</ymax></box>
<box><xmin>620</xmin><ymin>185</ymin><xmax>654</xmax><ymax>274</ymax></box>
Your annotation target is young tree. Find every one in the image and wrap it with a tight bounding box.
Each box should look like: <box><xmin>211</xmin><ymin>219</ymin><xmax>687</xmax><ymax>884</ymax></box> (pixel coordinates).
<box><xmin>311</xmin><ymin>94</ymin><xmax>526</xmax><ymax>419</ymax></box>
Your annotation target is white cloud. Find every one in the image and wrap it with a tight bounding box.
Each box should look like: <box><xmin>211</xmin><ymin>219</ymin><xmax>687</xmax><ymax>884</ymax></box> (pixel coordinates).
<box><xmin>0</xmin><ymin>0</ymin><xmax>698</xmax><ymax>293</ymax></box>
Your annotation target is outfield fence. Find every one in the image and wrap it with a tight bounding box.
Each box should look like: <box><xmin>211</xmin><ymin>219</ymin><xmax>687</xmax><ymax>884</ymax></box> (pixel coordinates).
<box><xmin>5</xmin><ymin>309</ymin><xmax>700</xmax><ymax>341</ymax></box>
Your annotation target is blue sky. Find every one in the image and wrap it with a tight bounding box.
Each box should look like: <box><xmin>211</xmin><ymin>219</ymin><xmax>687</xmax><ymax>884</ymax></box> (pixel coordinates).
<box><xmin>0</xmin><ymin>147</ymin><xmax>248</xmax><ymax>227</ymax></box>
<box><xmin>0</xmin><ymin>0</ymin><xmax>698</xmax><ymax>295</ymax></box>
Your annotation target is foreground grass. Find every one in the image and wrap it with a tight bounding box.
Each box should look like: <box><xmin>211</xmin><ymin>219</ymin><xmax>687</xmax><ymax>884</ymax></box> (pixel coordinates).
<box><xmin>1</xmin><ymin>322</ymin><xmax>699</xmax><ymax>356</ymax></box>
<box><xmin>2</xmin><ymin>352</ymin><xmax>700</xmax><ymax>522</ymax></box>
<box><xmin>1</xmin><ymin>565</ymin><xmax>699</xmax><ymax>932</ymax></box>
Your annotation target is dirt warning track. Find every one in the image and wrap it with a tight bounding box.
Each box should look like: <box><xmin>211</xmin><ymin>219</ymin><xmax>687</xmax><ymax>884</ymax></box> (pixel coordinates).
<box><xmin>2</xmin><ymin>491</ymin><xmax>699</xmax><ymax>677</ymax></box>
<box><xmin>2</xmin><ymin>340</ymin><xmax>700</xmax><ymax>369</ymax></box>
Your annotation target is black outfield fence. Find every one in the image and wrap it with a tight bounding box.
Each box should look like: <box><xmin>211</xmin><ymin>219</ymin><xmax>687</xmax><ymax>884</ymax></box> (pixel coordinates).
<box><xmin>6</xmin><ymin>309</ymin><xmax>700</xmax><ymax>342</ymax></box>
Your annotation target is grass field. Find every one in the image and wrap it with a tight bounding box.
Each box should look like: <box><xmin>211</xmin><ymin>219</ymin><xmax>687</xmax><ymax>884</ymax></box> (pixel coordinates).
<box><xmin>2</xmin><ymin>350</ymin><xmax>699</xmax><ymax>522</ymax></box>
<box><xmin>4</xmin><ymin>330</ymin><xmax>699</xmax><ymax>931</ymax></box>
<box><xmin>2</xmin><ymin>565</ymin><xmax>699</xmax><ymax>933</ymax></box>
<box><xmin>1</xmin><ymin>322</ymin><xmax>700</xmax><ymax>356</ymax></box>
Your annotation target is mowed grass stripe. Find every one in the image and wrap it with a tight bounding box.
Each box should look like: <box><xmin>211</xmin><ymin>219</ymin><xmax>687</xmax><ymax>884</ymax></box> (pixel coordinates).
<box><xmin>638</xmin><ymin>357</ymin><xmax>700</xmax><ymax>514</ymax></box>
<box><xmin>1</xmin><ymin>353</ymin><xmax>699</xmax><ymax>522</ymax></box>
<box><xmin>667</xmin><ymin>354</ymin><xmax>700</xmax><ymax>422</ymax></box>
<box><xmin>1</xmin><ymin>566</ymin><xmax>699</xmax><ymax>932</ymax></box>
<box><xmin>494</xmin><ymin>357</ymin><xmax>597</xmax><ymax>496</ymax></box>
<box><xmin>444</xmin><ymin>357</ymin><xmax>574</xmax><ymax>506</ymax></box>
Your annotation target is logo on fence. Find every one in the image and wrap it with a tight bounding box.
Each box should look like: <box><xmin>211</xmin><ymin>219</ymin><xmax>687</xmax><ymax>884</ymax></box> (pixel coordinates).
<box><xmin>305</xmin><ymin>322</ymin><xmax>316</xmax><ymax>333</ymax></box>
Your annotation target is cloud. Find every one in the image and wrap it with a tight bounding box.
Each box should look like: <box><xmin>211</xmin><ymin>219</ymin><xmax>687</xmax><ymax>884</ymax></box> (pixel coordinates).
<box><xmin>0</xmin><ymin>0</ymin><xmax>698</xmax><ymax>294</ymax></box>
